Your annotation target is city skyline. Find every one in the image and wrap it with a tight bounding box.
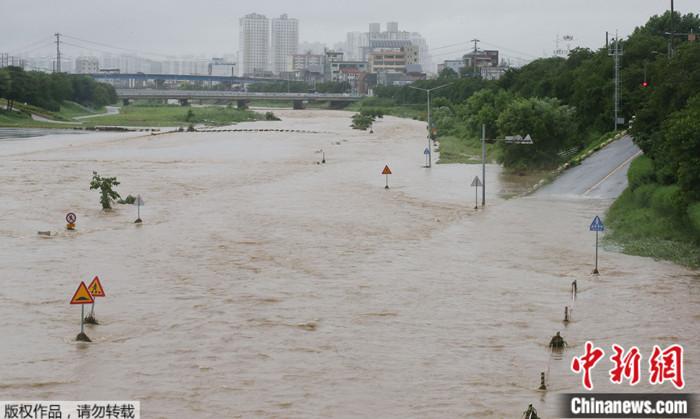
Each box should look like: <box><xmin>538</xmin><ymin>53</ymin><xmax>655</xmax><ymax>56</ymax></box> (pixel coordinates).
<box><xmin>2</xmin><ymin>0</ymin><xmax>695</xmax><ymax>70</ymax></box>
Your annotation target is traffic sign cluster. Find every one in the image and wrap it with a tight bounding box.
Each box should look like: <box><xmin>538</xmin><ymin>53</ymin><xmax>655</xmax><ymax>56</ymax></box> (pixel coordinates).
<box><xmin>70</xmin><ymin>276</ymin><xmax>106</xmax><ymax>342</ymax></box>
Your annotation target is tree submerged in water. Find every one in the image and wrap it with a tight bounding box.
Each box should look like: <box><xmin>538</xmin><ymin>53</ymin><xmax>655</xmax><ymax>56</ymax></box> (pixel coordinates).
<box><xmin>90</xmin><ymin>171</ymin><xmax>121</xmax><ymax>210</ymax></box>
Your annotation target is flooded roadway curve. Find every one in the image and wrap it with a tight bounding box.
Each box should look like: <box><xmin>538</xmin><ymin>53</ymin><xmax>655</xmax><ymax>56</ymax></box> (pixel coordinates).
<box><xmin>0</xmin><ymin>110</ymin><xmax>697</xmax><ymax>418</ymax></box>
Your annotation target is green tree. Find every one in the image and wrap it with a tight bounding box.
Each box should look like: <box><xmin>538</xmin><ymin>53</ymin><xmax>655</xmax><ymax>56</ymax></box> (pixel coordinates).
<box><xmin>660</xmin><ymin>94</ymin><xmax>700</xmax><ymax>201</ymax></box>
<box><xmin>90</xmin><ymin>171</ymin><xmax>121</xmax><ymax>210</ymax></box>
<box><xmin>0</xmin><ymin>69</ymin><xmax>9</xmax><ymax>106</ymax></box>
<box><xmin>496</xmin><ymin>97</ymin><xmax>580</xmax><ymax>169</ymax></box>
<box><xmin>438</xmin><ymin>67</ymin><xmax>459</xmax><ymax>80</ymax></box>
<box><xmin>5</xmin><ymin>66</ymin><xmax>31</xmax><ymax>111</ymax></box>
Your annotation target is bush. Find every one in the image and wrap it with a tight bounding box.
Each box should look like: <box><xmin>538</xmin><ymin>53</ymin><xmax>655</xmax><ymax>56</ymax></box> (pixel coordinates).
<box><xmin>265</xmin><ymin>111</ymin><xmax>281</xmax><ymax>121</ymax></box>
<box><xmin>118</xmin><ymin>194</ymin><xmax>136</xmax><ymax>204</ymax></box>
<box><xmin>351</xmin><ymin>113</ymin><xmax>375</xmax><ymax>130</ymax></box>
<box><xmin>688</xmin><ymin>202</ymin><xmax>700</xmax><ymax>235</ymax></box>
<box><xmin>650</xmin><ymin>184</ymin><xmax>685</xmax><ymax>217</ymax></box>
<box><xmin>632</xmin><ymin>183</ymin><xmax>658</xmax><ymax>207</ymax></box>
<box><xmin>89</xmin><ymin>171</ymin><xmax>121</xmax><ymax>210</ymax></box>
<box><xmin>627</xmin><ymin>155</ymin><xmax>656</xmax><ymax>189</ymax></box>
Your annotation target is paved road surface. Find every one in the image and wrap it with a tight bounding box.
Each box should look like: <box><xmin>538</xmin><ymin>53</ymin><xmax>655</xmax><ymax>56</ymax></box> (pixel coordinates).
<box><xmin>536</xmin><ymin>135</ymin><xmax>642</xmax><ymax>199</ymax></box>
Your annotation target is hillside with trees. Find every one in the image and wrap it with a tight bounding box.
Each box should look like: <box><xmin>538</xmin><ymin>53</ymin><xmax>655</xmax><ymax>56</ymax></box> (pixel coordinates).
<box><xmin>0</xmin><ymin>66</ymin><xmax>117</xmax><ymax>112</ymax></box>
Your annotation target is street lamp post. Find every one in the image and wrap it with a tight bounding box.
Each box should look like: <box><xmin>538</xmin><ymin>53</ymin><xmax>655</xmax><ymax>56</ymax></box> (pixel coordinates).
<box><xmin>408</xmin><ymin>83</ymin><xmax>453</xmax><ymax>168</ymax></box>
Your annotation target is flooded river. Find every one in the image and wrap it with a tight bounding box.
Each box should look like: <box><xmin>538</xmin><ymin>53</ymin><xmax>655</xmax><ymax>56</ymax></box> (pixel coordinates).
<box><xmin>0</xmin><ymin>110</ymin><xmax>697</xmax><ymax>418</ymax></box>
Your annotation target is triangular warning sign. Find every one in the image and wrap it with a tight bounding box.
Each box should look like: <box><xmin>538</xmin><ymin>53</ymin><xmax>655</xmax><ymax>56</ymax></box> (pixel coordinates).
<box><xmin>70</xmin><ymin>282</ymin><xmax>94</xmax><ymax>305</ymax></box>
<box><xmin>382</xmin><ymin>165</ymin><xmax>392</xmax><ymax>175</ymax></box>
<box><xmin>88</xmin><ymin>276</ymin><xmax>106</xmax><ymax>298</ymax></box>
<box><xmin>471</xmin><ymin>176</ymin><xmax>483</xmax><ymax>187</ymax></box>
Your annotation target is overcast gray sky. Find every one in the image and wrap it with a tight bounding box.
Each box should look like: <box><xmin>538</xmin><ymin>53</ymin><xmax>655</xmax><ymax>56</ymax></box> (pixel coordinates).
<box><xmin>2</xmin><ymin>0</ymin><xmax>696</xmax><ymax>63</ymax></box>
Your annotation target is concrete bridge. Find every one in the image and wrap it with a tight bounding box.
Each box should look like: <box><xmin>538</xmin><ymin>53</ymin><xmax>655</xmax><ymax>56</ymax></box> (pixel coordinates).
<box><xmin>115</xmin><ymin>89</ymin><xmax>363</xmax><ymax>109</ymax></box>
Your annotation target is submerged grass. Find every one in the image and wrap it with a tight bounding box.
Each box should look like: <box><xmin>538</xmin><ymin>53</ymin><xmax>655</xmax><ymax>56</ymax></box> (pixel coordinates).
<box><xmin>84</xmin><ymin>104</ymin><xmax>262</xmax><ymax>127</ymax></box>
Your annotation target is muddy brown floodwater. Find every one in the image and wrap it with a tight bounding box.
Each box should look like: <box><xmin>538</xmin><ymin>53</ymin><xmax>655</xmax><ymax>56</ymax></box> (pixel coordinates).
<box><xmin>0</xmin><ymin>109</ymin><xmax>697</xmax><ymax>418</ymax></box>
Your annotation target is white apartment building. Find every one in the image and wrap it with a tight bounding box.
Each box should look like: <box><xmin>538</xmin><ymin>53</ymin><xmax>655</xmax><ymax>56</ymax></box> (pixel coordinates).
<box><xmin>271</xmin><ymin>14</ymin><xmax>299</xmax><ymax>75</ymax></box>
<box><xmin>345</xmin><ymin>32</ymin><xmax>369</xmax><ymax>61</ymax></box>
<box><xmin>239</xmin><ymin>13</ymin><xmax>270</xmax><ymax>76</ymax></box>
<box><xmin>74</xmin><ymin>56</ymin><xmax>99</xmax><ymax>74</ymax></box>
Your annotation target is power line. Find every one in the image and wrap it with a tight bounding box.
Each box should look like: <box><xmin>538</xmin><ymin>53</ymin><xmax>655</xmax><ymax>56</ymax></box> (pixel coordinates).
<box><xmin>8</xmin><ymin>37</ymin><xmax>55</xmax><ymax>55</ymax></box>
<box><xmin>61</xmin><ymin>34</ymin><xmax>175</xmax><ymax>59</ymax></box>
<box><xmin>479</xmin><ymin>40</ymin><xmax>539</xmax><ymax>59</ymax></box>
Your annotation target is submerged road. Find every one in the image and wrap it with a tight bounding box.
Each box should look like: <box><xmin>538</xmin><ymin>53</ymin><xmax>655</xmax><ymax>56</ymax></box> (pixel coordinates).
<box><xmin>536</xmin><ymin>135</ymin><xmax>642</xmax><ymax>199</ymax></box>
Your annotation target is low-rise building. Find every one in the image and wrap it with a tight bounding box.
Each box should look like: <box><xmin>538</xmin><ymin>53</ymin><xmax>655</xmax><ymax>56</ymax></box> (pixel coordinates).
<box><xmin>368</xmin><ymin>46</ymin><xmax>418</xmax><ymax>73</ymax></box>
<box><xmin>437</xmin><ymin>59</ymin><xmax>464</xmax><ymax>74</ymax></box>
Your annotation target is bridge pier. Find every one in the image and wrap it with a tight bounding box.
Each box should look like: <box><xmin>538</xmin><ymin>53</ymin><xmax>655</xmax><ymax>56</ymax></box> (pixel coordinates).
<box><xmin>237</xmin><ymin>100</ymin><xmax>250</xmax><ymax>110</ymax></box>
<box><xmin>293</xmin><ymin>100</ymin><xmax>306</xmax><ymax>110</ymax></box>
<box><xmin>329</xmin><ymin>101</ymin><xmax>350</xmax><ymax>110</ymax></box>
<box><xmin>179</xmin><ymin>99</ymin><xmax>189</xmax><ymax>106</ymax></box>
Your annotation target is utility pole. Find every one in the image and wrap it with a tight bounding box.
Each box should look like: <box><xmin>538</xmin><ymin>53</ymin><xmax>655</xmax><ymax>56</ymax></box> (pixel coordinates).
<box><xmin>54</xmin><ymin>32</ymin><xmax>61</xmax><ymax>73</ymax></box>
<box><xmin>669</xmin><ymin>0</ymin><xmax>675</xmax><ymax>58</ymax></box>
<box><xmin>608</xmin><ymin>30</ymin><xmax>623</xmax><ymax>131</ymax></box>
<box><xmin>408</xmin><ymin>83</ymin><xmax>453</xmax><ymax>168</ymax></box>
<box><xmin>470</xmin><ymin>39</ymin><xmax>480</xmax><ymax>78</ymax></box>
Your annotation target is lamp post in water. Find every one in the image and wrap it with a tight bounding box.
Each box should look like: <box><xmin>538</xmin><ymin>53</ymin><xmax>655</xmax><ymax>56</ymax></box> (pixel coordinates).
<box><xmin>408</xmin><ymin>83</ymin><xmax>453</xmax><ymax>168</ymax></box>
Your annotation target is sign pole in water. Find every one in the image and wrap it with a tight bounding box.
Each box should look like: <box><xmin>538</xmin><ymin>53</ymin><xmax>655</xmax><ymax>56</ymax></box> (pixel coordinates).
<box><xmin>66</xmin><ymin>212</ymin><xmax>76</xmax><ymax>231</ymax></box>
<box><xmin>382</xmin><ymin>165</ymin><xmax>392</xmax><ymax>189</ymax></box>
<box><xmin>471</xmin><ymin>176</ymin><xmax>483</xmax><ymax>209</ymax></box>
<box><xmin>424</xmin><ymin>147</ymin><xmax>431</xmax><ymax>167</ymax></box>
<box><xmin>589</xmin><ymin>216</ymin><xmax>604</xmax><ymax>274</ymax></box>
<box><xmin>85</xmin><ymin>275</ymin><xmax>106</xmax><ymax>325</ymax></box>
<box><xmin>134</xmin><ymin>195</ymin><xmax>144</xmax><ymax>224</ymax></box>
<box><xmin>70</xmin><ymin>281</ymin><xmax>94</xmax><ymax>342</ymax></box>
<box><xmin>481</xmin><ymin>124</ymin><xmax>486</xmax><ymax>206</ymax></box>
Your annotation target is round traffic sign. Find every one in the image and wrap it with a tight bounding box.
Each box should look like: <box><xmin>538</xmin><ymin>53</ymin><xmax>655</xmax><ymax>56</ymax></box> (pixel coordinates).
<box><xmin>66</xmin><ymin>212</ymin><xmax>77</xmax><ymax>223</ymax></box>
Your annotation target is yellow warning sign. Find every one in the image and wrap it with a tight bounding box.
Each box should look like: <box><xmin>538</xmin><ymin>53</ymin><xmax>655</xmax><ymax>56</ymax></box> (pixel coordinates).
<box><xmin>70</xmin><ymin>282</ymin><xmax>94</xmax><ymax>305</ymax></box>
<box><xmin>88</xmin><ymin>276</ymin><xmax>106</xmax><ymax>298</ymax></box>
<box><xmin>382</xmin><ymin>165</ymin><xmax>392</xmax><ymax>175</ymax></box>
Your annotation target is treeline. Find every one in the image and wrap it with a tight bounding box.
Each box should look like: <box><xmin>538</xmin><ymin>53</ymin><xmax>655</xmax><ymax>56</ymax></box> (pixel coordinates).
<box><xmin>371</xmin><ymin>11</ymin><xmax>700</xmax><ymax>173</ymax></box>
<box><xmin>0</xmin><ymin>66</ymin><xmax>117</xmax><ymax>111</ymax></box>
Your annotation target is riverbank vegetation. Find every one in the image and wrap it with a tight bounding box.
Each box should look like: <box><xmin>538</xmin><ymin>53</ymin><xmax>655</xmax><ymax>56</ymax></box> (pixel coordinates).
<box><xmin>85</xmin><ymin>104</ymin><xmax>262</xmax><ymax>127</ymax></box>
<box><xmin>0</xmin><ymin>66</ymin><xmax>116</xmax><ymax>112</ymax></box>
<box><xmin>357</xmin><ymin>12</ymin><xmax>699</xmax><ymax>174</ymax></box>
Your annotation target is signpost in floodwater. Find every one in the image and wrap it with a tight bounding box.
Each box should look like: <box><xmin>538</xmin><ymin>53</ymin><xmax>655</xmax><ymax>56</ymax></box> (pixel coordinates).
<box><xmin>590</xmin><ymin>216</ymin><xmax>604</xmax><ymax>274</ymax></box>
<box><xmin>471</xmin><ymin>176</ymin><xmax>483</xmax><ymax>210</ymax></box>
<box><xmin>70</xmin><ymin>281</ymin><xmax>94</xmax><ymax>342</ymax></box>
<box><xmin>382</xmin><ymin>165</ymin><xmax>392</xmax><ymax>189</ymax></box>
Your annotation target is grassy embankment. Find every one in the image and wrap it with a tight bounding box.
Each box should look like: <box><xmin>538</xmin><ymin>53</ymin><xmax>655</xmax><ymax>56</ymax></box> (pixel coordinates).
<box><xmin>349</xmin><ymin>97</ymin><xmax>499</xmax><ymax>164</ymax></box>
<box><xmin>605</xmin><ymin>155</ymin><xmax>700</xmax><ymax>268</ymax></box>
<box><xmin>0</xmin><ymin>100</ymin><xmax>104</xmax><ymax>128</ymax></box>
<box><xmin>84</xmin><ymin>103</ymin><xmax>262</xmax><ymax>127</ymax></box>
<box><xmin>0</xmin><ymin>100</ymin><xmax>263</xmax><ymax>128</ymax></box>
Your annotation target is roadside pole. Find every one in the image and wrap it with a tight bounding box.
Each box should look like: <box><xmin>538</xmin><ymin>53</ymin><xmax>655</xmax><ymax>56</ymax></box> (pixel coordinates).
<box><xmin>481</xmin><ymin>124</ymin><xmax>486</xmax><ymax>206</ymax></box>
<box><xmin>408</xmin><ymin>83</ymin><xmax>453</xmax><ymax>169</ymax></box>
<box><xmin>589</xmin><ymin>216</ymin><xmax>604</xmax><ymax>274</ymax></box>
<box><xmin>427</xmin><ymin>90</ymin><xmax>432</xmax><ymax>168</ymax></box>
<box><xmin>471</xmin><ymin>176</ymin><xmax>482</xmax><ymax>210</ymax></box>
<box><xmin>594</xmin><ymin>227</ymin><xmax>600</xmax><ymax>273</ymax></box>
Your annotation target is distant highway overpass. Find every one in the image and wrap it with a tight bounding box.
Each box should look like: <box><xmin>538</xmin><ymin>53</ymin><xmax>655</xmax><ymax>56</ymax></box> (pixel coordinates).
<box><xmin>91</xmin><ymin>72</ymin><xmax>280</xmax><ymax>85</ymax></box>
<box><xmin>115</xmin><ymin>89</ymin><xmax>364</xmax><ymax>109</ymax></box>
